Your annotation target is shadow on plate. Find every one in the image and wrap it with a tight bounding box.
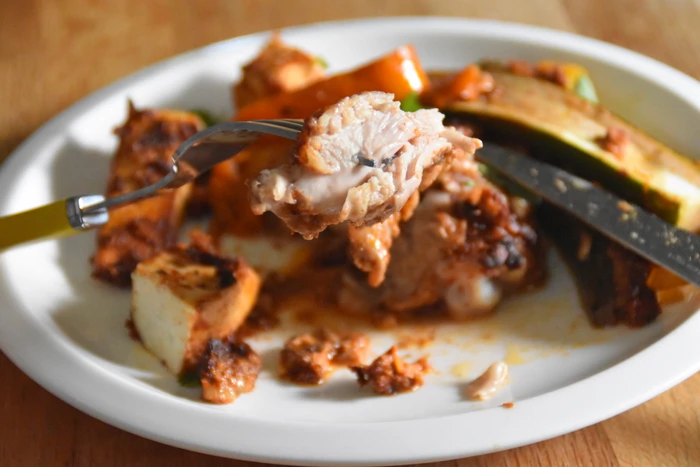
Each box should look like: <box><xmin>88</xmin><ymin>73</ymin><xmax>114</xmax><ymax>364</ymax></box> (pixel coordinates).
<box><xmin>46</xmin><ymin>138</ymin><xmax>138</xmax><ymax>367</ymax></box>
<box><xmin>297</xmin><ymin>377</ymin><xmax>375</xmax><ymax>402</ymax></box>
<box><xmin>136</xmin><ymin>373</ymin><xmax>202</xmax><ymax>401</ymax></box>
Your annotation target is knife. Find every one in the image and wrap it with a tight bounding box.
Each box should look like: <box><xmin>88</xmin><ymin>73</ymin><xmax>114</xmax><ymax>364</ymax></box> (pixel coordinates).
<box><xmin>477</xmin><ymin>142</ymin><xmax>700</xmax><ymax>288</ymax></box>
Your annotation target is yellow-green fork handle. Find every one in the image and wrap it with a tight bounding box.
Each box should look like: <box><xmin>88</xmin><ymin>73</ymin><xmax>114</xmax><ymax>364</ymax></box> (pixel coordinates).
<box><xmin>0</xmin><ymin>195</ymin><xmax>107</xmax><ymax>251</ymax></box>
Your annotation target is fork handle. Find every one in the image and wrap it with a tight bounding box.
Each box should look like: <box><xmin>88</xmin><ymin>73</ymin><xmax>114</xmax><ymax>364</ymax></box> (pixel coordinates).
<box><xmin>0</xmin><ymin>195</ymin><xmax>108</xmax><ymax>251</ymax></box>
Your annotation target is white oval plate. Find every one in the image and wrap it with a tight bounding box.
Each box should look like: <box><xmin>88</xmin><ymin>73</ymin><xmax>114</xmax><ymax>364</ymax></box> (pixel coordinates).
<box><xmin>1</xmin><ymin>17</ymin><xmax>700</xmax><ymax>466</ymax></box>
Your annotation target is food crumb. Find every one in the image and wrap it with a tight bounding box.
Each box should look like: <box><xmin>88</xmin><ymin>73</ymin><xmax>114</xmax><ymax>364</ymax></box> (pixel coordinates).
<box><xmin>587</xmin><ymin>202</ymin><xmax>599</xmax><ymax>216</ymax></box>
<box><xmin>596</xmin><ymin>127</ymin><xmax>629</xmax><ymax>159</ymax></box>
<box><xmin>577</xmin><ymin>232</ymin><xmax>592</xmax><ymax>261</ymax></box>
<box><xmin>663</xmin><ymin>228</ymin><xmax>679</xmax><ymax>246</ymax></box>
<box><xmin>351</xmin><ymin>346</ymin><xmax>431</xmax><ymax>395</ymax></box>
<box><xmin>571</xmin><ymin>177</ymin><xmax>592</xmax><ymax>190</ymax></box>
<box><xmin>554</xmin><ymin>178</ymin><xmax>567</xmax><ymax>193</ymax></box>
<box><xmin>618</xmin><ymin>200</ymin><xmax>634</xmax><ymax>213</ymax></box>
<box><xmin>501</xmin><ymin>401</ymin><xmax>515</xmax><ymax>409</ymax></box>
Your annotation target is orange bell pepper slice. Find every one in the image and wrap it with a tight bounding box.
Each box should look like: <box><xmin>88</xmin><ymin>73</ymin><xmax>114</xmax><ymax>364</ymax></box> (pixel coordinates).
<box><xmin>234</xmin><ymin>45</ymin><xmax>430</xmax><ymax>121</ymax></box>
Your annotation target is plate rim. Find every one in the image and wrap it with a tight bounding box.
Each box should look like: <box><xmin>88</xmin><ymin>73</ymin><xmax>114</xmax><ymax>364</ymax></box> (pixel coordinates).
<box><xmin>1</xmin><ymin>16</ymin><xmax>700</xmax><ymax>466</ymax></box>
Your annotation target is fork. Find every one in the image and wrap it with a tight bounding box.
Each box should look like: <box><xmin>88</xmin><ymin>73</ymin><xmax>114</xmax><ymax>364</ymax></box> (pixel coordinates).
<box><xmin>0</xmin><ymin>119</ymin><xmax>303</xmax><ymax>251</ymax></box>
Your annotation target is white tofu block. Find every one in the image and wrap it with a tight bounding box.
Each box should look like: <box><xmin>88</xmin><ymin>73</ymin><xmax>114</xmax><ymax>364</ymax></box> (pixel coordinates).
<box><xmin>131</xmin><ymin>246</ymin><xmax>261</xmax><ymax>375</ymax></box>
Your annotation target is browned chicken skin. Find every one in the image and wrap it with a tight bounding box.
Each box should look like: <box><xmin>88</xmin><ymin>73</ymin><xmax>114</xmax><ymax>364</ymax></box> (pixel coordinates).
<box><xmin>92</xmin><ymin>102</ymin><xmax>204</xmax><ymax>287</ymax></box>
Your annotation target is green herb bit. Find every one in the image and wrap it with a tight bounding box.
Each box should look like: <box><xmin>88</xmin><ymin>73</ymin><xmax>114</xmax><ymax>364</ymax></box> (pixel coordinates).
<box><xmin>400</xmin><ymin>92</ymin><xmax>424</xmax><ymax>112</ymax></box>
<box><xmin>178</xmin><ymin>371</ymin><xmax>202</xmax><ymax>388</ymax></box>
<box><xmin>574</xmin><ymin>75</ymin><xmax>599</xmax><ymax>103</ymax></box>
<box><xmin>315</xmin><ymin>56</ymin><xmax>329</xmax><ymax>69</ymax></box>
<box><xmin>190</xmin><ymin>109</ymin><xmax>224</xmax><ymax>127</ymax></box>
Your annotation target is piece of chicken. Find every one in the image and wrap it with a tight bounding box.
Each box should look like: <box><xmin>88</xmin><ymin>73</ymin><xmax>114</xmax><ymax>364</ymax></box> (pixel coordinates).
<box><xmin>249</xmin><ymin>91</ymin><xmax>482</xmax><ymax>240</ymax></box>
<box><xmin>91</xmin><ymin>102</ymin><xmax>205</xmax><ymax>287</ymax></box>
<box><xmin>347</xmin><ymin>191</ymin><xmax>419</xmax><ymax>287</ymax></box>
<box><xmin>233</xmin><ymin>32</ymin><xmax>326</xmax><ymax>110</ymax></box>
<box><xmin>340</xmin><ymin>149</ymin><xmax>544</xmax><ymax>320</ymax></box>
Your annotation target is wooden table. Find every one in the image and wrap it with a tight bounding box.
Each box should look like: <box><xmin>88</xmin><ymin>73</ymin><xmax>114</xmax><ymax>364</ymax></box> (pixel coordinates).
<box><xmin>1</xmin><ymin>0</ymin><xmax>700</xmax><ymax>465</ymax></box>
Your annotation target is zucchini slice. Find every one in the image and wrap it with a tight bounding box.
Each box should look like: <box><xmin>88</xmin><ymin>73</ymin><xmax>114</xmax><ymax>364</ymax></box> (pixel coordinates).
<box><xmin>444</xmin><ymin>64</ymin><xmax>700</xmax><ymax>232</ymax></box>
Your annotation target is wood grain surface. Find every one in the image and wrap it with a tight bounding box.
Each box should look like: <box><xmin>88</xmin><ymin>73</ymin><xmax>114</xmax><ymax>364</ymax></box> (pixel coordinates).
<box><xmin>1</xmin><ymin>0</ymin><xmax>699</xmax><ymax>465</ymax></box>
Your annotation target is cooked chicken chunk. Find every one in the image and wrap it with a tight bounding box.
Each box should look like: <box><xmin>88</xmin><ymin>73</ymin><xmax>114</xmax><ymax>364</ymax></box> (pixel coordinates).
<box><xmin>351</xmin><ymin>346</ymin><xmax>431</xmax><ymax>395</ymax></box>
<box><xmin>340</xmin><ymin>150</ymin><xmax>543</xmax><ymax>319</ymax></box>
<box><xmin>249</xmin><ymin>91</ymin><xmax>482</xmax><ymax>239</ymax></box>
<box><xmin>130</xmin><ymin>232</ymin><xmax>261</xmax><ymax>375</ymax></box>
<box><xmin>347</xmin><ymin>213</ymin><xmax>401</xmax><ymax>288</ymax></box>
<box><xmin>279</xmin><ymin>328</ymin><xmax>370</xmax><ymax>385</ymax></box>
<box><xmin>92</xmin><ymin>102</ymin><xmax>204</xmax><ymax>287</ymax></box>
<box><xmin>233</xmin><ymin>32</ymin><xmax>325</xmax><ymax>109</ymax></box>
<box><xmin>199</xmin><ymin>338</ymin><xmax>262</xmax><ymax>404</ymax></box>
<box><xmin>347</xmin><ymin>191</ymin><xmax>419</xmax><ymax>287</ymax></box>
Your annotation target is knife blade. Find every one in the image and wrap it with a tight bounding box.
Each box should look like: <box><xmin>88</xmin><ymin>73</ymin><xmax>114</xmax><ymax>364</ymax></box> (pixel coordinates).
<box><xmin>477</xmin><ymin>142</ymin><xmax>700</xmax><ymax>288</ymax></box>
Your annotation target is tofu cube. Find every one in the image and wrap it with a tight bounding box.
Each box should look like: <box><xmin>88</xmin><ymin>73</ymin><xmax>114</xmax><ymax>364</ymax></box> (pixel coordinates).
<box><xmin>131</xmin><ymin>240</ymin><xmax>261</xmax><ymax>375</ymax></box>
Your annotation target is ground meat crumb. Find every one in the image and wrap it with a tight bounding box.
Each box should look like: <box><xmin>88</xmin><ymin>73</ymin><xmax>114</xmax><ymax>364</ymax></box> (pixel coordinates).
<box><xmin>617</xmin><ymin>200</ymin><xmax>634</xmax><ymax>213</ymax></box>
<box><xmin>280</xmin><ymin>328</ymin><xmax>370</xmax><ymax>385</ymax></box>
<box><xmin>351</xmin><ymin>346</ymin><xmax>431</xmax><ymax>395</ymax></box>
<box><xmin>596</xmin><ymin>127</ymin><xmax>629</xmax><ymax>159</ymax></box>
<box><xmin>199</xmin><ymin>338</ymin><xmax>261</xmax><ymax>404</ymax></box>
